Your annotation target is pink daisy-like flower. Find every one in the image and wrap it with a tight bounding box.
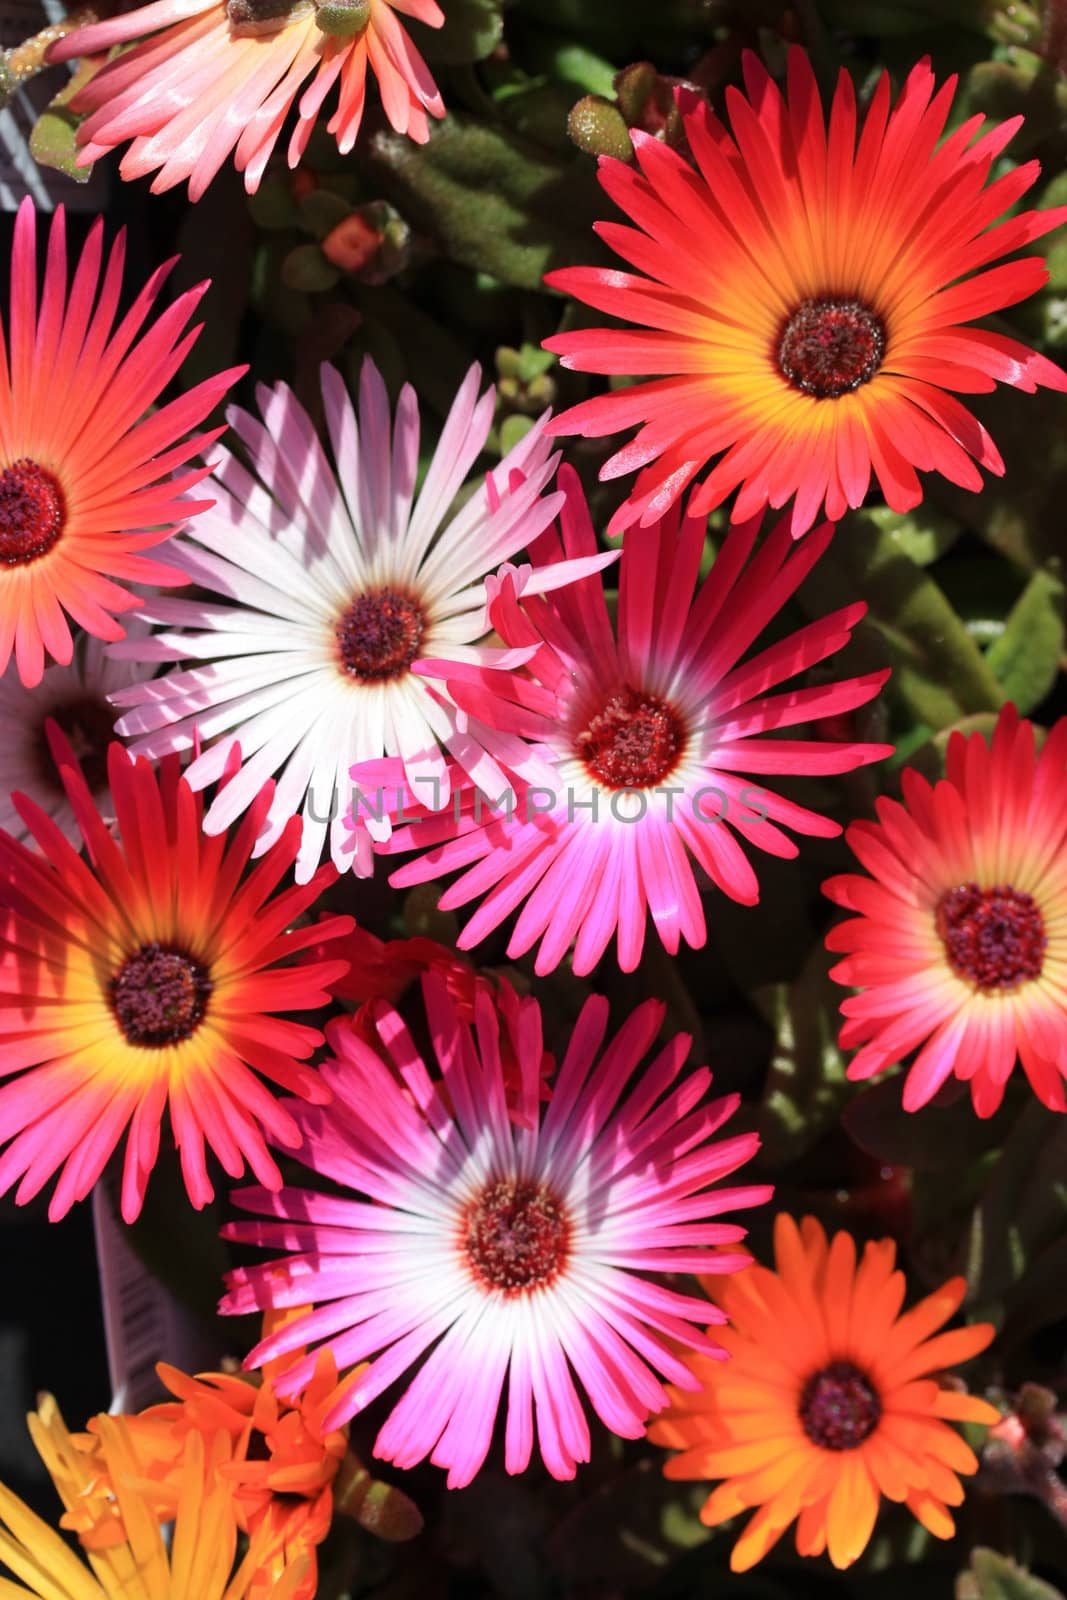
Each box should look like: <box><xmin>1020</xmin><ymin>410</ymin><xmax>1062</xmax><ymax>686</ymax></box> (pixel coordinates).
<box><xmin>109</xmin><ymin>360</ymin><xmax>610</xmax><ymax>884</ymax></box>
<box><xmin>0</xmin><ymin>199</ymin><xmax>240</xmax><ymax>686</ymax></box>
<box><xmin>824</xmin><ymin>704</ymin><xmax>1067</xmax><ymax>1116</ymax></box>
<box><xmin>352</xmin><ymin>467</ymin><xmax>892</xmax><ymax>975</ymax></box>
<box><xmin>49</xmin><ymin>0</ymin><xmax>445</xmax><ymax>201</ymax></box>
<box><xmin>542</xmin><ymin>50</ymin><xmax>1067</xmax><ymax>537</ymax></box>
<box><xmin>220</xmin><ymin>976</ymin><xmax>772</xmax><ymax>1487</ymax></box>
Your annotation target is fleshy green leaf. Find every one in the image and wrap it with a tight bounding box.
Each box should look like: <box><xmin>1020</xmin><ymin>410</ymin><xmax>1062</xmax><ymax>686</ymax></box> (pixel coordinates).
<box><xmin>334</xmin><ymin>1452</ymin><xmax>424</xmax><ymax>1541</ymax></box>
<box><xmin>958</xmin><ymin>1548</ymin><xmax>1066</xmax><ymax>1599</ymax></box>
<box><xmin>984</xmin><ymin>565</ymin><xmax>1065</xmax><ymax>714</ymax></box>
<box><xmin>28</xmin><ymin>59</ymin><xmax>97</xmax><ymax>183</ymax></box>
<box><xmin>752</xmin><ymin>944</ymin><xmax>856</xmax><ymax>1167</ymax></box>
<box><xmin>281</xmin><ymin>242</ymin><xmax>340</xmax><ymax>293</ymax></box>
<box><xmin>961</xmin><ymin>1102</ymin><xmax>1067</xmax><ymax>1309</ymax></box>
<box><xmin>363</xmin><ymin>112</ymin><xmax>606</xmax><ymax>290</ymax></box>
<box><xmin>812</xmin><ymin>514</ymin><xmax>1007</xmax><ymax>731</ymax></box>
<box><xmin>411</xmin><ymin>0</ymin><xmax>503</xmax><ymax>63</ymax></box>
<box><xmin>843</xmin><ymin>1076</ymin><xmax>1015</xmax><ymax>1171</ymax></box>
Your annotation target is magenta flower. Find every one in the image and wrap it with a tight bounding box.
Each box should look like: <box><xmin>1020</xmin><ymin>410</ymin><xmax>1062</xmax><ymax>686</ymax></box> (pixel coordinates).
<box><xmin>352</xmin><ymin>468</ymin><xmax>893</xmax><ymax>974</ymax></box>
<box><xmin>221</xmin><ymin>976</ymin><xmax>771</xmax><ymax>1488</ymax></box>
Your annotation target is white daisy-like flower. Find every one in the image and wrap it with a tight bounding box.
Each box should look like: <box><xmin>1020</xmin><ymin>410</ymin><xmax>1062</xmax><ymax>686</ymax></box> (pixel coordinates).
<box><xmin>108</xmin><ymin>359</ymin><xmax>610</xmax><ymax>881</ymax></box>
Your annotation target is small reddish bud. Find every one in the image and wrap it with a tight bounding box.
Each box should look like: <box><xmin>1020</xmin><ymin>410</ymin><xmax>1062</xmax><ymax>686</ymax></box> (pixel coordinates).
<box><xmin>321</xmin><ymin>212</ymin><xmax>384</xmax><ymax>274</ymax></box>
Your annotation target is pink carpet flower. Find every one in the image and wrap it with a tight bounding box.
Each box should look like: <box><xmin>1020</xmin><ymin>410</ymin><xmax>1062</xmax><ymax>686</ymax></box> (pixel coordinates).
<box><xmin>543</xmin><ymin>50</ymin><xmax>1067</xmax><ymax>537</ymax></box>
<box><xmin>48</xmin><ymin>0</ymin><xmax>445</xmax><ymax>201</ymax></box>
<box><xmin>109</xmin><ymin>360</ymin><xmax>610</xmax><ymax>883</ymax></box>
<box><xmin>353</xmin><ymin>467</ymin><xmax>892</xmax><ymax>975</ymax></box>
<box><xmin>220</xmin><ymin>976</ymin><xmax>772</xmax><ymax>1487</ymax></box>
<box><xmin>0</xmin><ymin>732</ymin><xmax>353</xmax><ymax>1222</ymax></box>
<box><xmin>0</xmin><ymin>199</ymin><xmax>240</xmax><ymax>687</ymax></box>
<box><xmin>824</xmin><ymin>704</ymin><xmax>1067</xmax><ymax>1116</ymax></box>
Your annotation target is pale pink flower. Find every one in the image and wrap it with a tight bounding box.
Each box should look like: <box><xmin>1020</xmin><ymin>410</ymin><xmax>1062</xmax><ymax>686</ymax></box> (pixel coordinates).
<box><xmin>49</xmin><ymin>0</ymin><xmax>446</xmax><ymax>201</ymax></box>
<box><xmin>109</xmin><ymin>361</ymin><xmax>610</xmax><ymax>882</ymax></box>
<box><xmin>221</xmin><ymin>975</ymin><xmax>772</xmax><ymax>1487</ymax></box>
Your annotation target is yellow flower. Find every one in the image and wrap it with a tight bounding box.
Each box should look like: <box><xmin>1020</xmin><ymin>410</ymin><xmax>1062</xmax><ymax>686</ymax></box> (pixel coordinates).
<box><xmin>0</xmin><ymin>1395</ymin><xmax>307</xmax><ymax>1600</ymax></box>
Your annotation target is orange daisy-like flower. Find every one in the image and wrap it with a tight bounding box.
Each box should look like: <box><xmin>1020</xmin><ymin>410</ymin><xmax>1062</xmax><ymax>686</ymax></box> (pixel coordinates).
<box><xmin>0</xmin><ymin>733</ymin><xmax>353</xmax><ymax>1223</ymax></box>
<box><xmin>0</xmin><ymin>199</ymin><xmax>240</xmax><ymax>686</ymax></box>
<box><xmin>4</xmin><ymin>1393</ymin><xmax>310</xmax><ymax>1598</ymax></box>
<box><xmin>73</xmin><ymin>1309</ymin><xmax>348</xmax><ymax>1600</ymax></box>
<box><xmin>648</xmin><ymin>1214</ymin><xmax>998</xmax><ymax>1572</ymax></box>
<box><xmin>824</xmin><ymin>704</ymin><xmax>1067</xmax><ymax>1116</ymax></box>
<box><xmin>544</xmin><ymin>49</ymin><xmax>1067</xmax><ymax>537</ymax></box>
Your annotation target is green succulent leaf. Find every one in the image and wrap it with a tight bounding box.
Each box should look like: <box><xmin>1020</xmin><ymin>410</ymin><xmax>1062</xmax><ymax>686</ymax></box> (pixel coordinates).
<box><xmin>411</xmin><ymin>0</ymin><xmax>504</xmax><ymax>64</ymax></box>
<box><xmin>961</xmin><ymin>1101</ymin><xmax>1067</xmax><ymax>1309</ymax></box>
<box><xmin>813</xmin><ymin>514</ymin><xmax>1006</xmax><ymax>731</ymax></box>
<box><xmin>28</xmin><ymin>59</ymin><xmax>96</xmax><ymax>183</ymax></box>
<box><xmin>363</xmin><ymin>112</ymin><xmax>606</xmax><ymax>290</ymax></box>
<box><xmin>984</xmin><ymin>564</ymin><xmax>1065</xmax><ymax>714</ymax></box>
<box><xmin>751</xmin><ymin>944</ymin><xmax>855</xmax><ymax>1168</ymax></box>
<box><xmin>958</xmin><ymin>1548</ymin><xmax>1066</xmax><ymax>1600</ymax></box>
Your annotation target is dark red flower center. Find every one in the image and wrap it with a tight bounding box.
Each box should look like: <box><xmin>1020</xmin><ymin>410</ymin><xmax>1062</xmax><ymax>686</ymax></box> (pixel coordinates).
<box><xmin>36</xmin><ymin>697</ymin><xmax>116</xmax><ymax>794</ymax></box>
<box><xmin>935</xmin><ymin>882</ymin><xmax>1046</xmax><ymax>991</ymax></box>
<box><xmin>576</xmin><ymin>686</ymin><xmax>684</xmax><ymax>789</ymax></box>
<box><xmin>799</xmin><ymin>1361</ymin><xmax>882</xmax><ymax>1451</ymax></box>
<box><xmin>777</xmin><ymin>298</ymin><xmax>886</xmax><ymax>399</ymax></box>
<box><xmin>0</xmin><ymin>458</ymin><xmax>65</xmax><ymax>566</ymax></box>
<box><xmin>464</xmin><ymin>1178</ymin><xmax>569</xmax><ymax>1293</ymax></box>
<box><xmin>111</xmin><ymin>943</ymin><xmax>213</xmax><ymax>1046</ymax></box>
<box><xmin>336</xmin><ymin>587</ymin><xmax>424</xmax><ymax>681</ymax></box>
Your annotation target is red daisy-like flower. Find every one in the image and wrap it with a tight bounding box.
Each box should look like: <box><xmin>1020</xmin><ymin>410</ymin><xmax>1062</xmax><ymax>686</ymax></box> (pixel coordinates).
<box><xmin>543</xmin><ymin>49</ymin><xmax>1067</xmax><ymax>537</ymax></box>
<box><xmin>0</xmin><ymin>199</ymin><xmax>241</xmax><ymax>686</ymax></box>
<box><xmin>0</xmin><ymin>732</ymin><xmax>353</xmax><ymax>1221</ymax></box>
<box><xmin>824</xmin><ymin>705</ymin><xmax>1067</xmax><ymax>1116</ymax></box>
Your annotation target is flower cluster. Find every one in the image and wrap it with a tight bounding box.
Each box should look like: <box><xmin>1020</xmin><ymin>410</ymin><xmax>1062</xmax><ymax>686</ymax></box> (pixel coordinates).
<box><xmin>1</xmin><ymin>23</ymin><xmax>1065</xmax><ymax>1596</ymax></box>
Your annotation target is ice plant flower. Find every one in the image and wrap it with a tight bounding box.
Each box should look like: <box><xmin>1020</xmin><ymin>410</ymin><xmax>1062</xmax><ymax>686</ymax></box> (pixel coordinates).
<box><xmin>220</xmin><ymin>976</ymin><xmax>773</xmax><ymax>1487</ymax></box>
<box><xmin>71</xmin><ymin>1309</ymin><xmax>347</xmax><ymax>1600</ymax></box>
<box><xmin>823</xmin><ymin>704</ymin><xmax>1067</xmax><ymax>1116</ymax></box>
<box><xmin>48</xmin><ymin>0</ymin><xmax>446</xmax><ymax>202</ymax></box>
<box><xmin>109</xmin><ymin>359</ymin><xmax>610</xmax><ymax>883</ymax></box>
<box><xmin>0</xmin><ymin>618</ymin><xmax>156</xmax><ymax>847</ymax></box>
<box><xmin>543</xmin><ymin>49</ymin><xmax>1067</xmax><ymax>537</ymax></box>
<box><xmin>0</xmin><ymin>199</ymin><xmax>240</xmax><ymax>687</ymax></box>
<box><xmin>355</xmin><ymin>467</ymin><xmax>891</xmax><ymax>975</ymax></box>
<box><xmin>0</xmin><ymin>733</ymin><xmax>353</xmax><ymax>1223</ymax></box>
<box><xmin>0</xmin><ymin>1393</ymin><xmax>309</xmax><ymax>1598</ymax></box>
<box><xmin>648</xmin><ymin>1214</ymin><xmax>999</xmax><ymax>1572</ymax></box>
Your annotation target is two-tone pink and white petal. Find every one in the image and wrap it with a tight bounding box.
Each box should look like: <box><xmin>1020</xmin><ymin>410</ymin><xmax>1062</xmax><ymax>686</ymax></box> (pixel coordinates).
<box><xmin>221</xmin><ymin>976</ymin><xmax>772</xmax><ymax>1486</ymax></box>
<box><xmin>109</xmin><ymin>360</ymin><xmax>610</xmax><ymax>882</ymax></box>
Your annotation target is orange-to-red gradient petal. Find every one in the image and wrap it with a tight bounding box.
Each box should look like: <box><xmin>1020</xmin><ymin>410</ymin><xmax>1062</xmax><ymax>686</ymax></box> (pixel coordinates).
<box><xmin>0</xmin><ymin>731</ymin><xmax>353</xmax><ymax>1222</ymax></box>
<box><xmin>0</xmin><ymin>198</ymin><xmax>243</xmax><ymax>686</ymax></box>
<box><xmin>545</xmin><ymin>50</ymin><xmax>1067</xmax><ymax>538</ymax></box>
